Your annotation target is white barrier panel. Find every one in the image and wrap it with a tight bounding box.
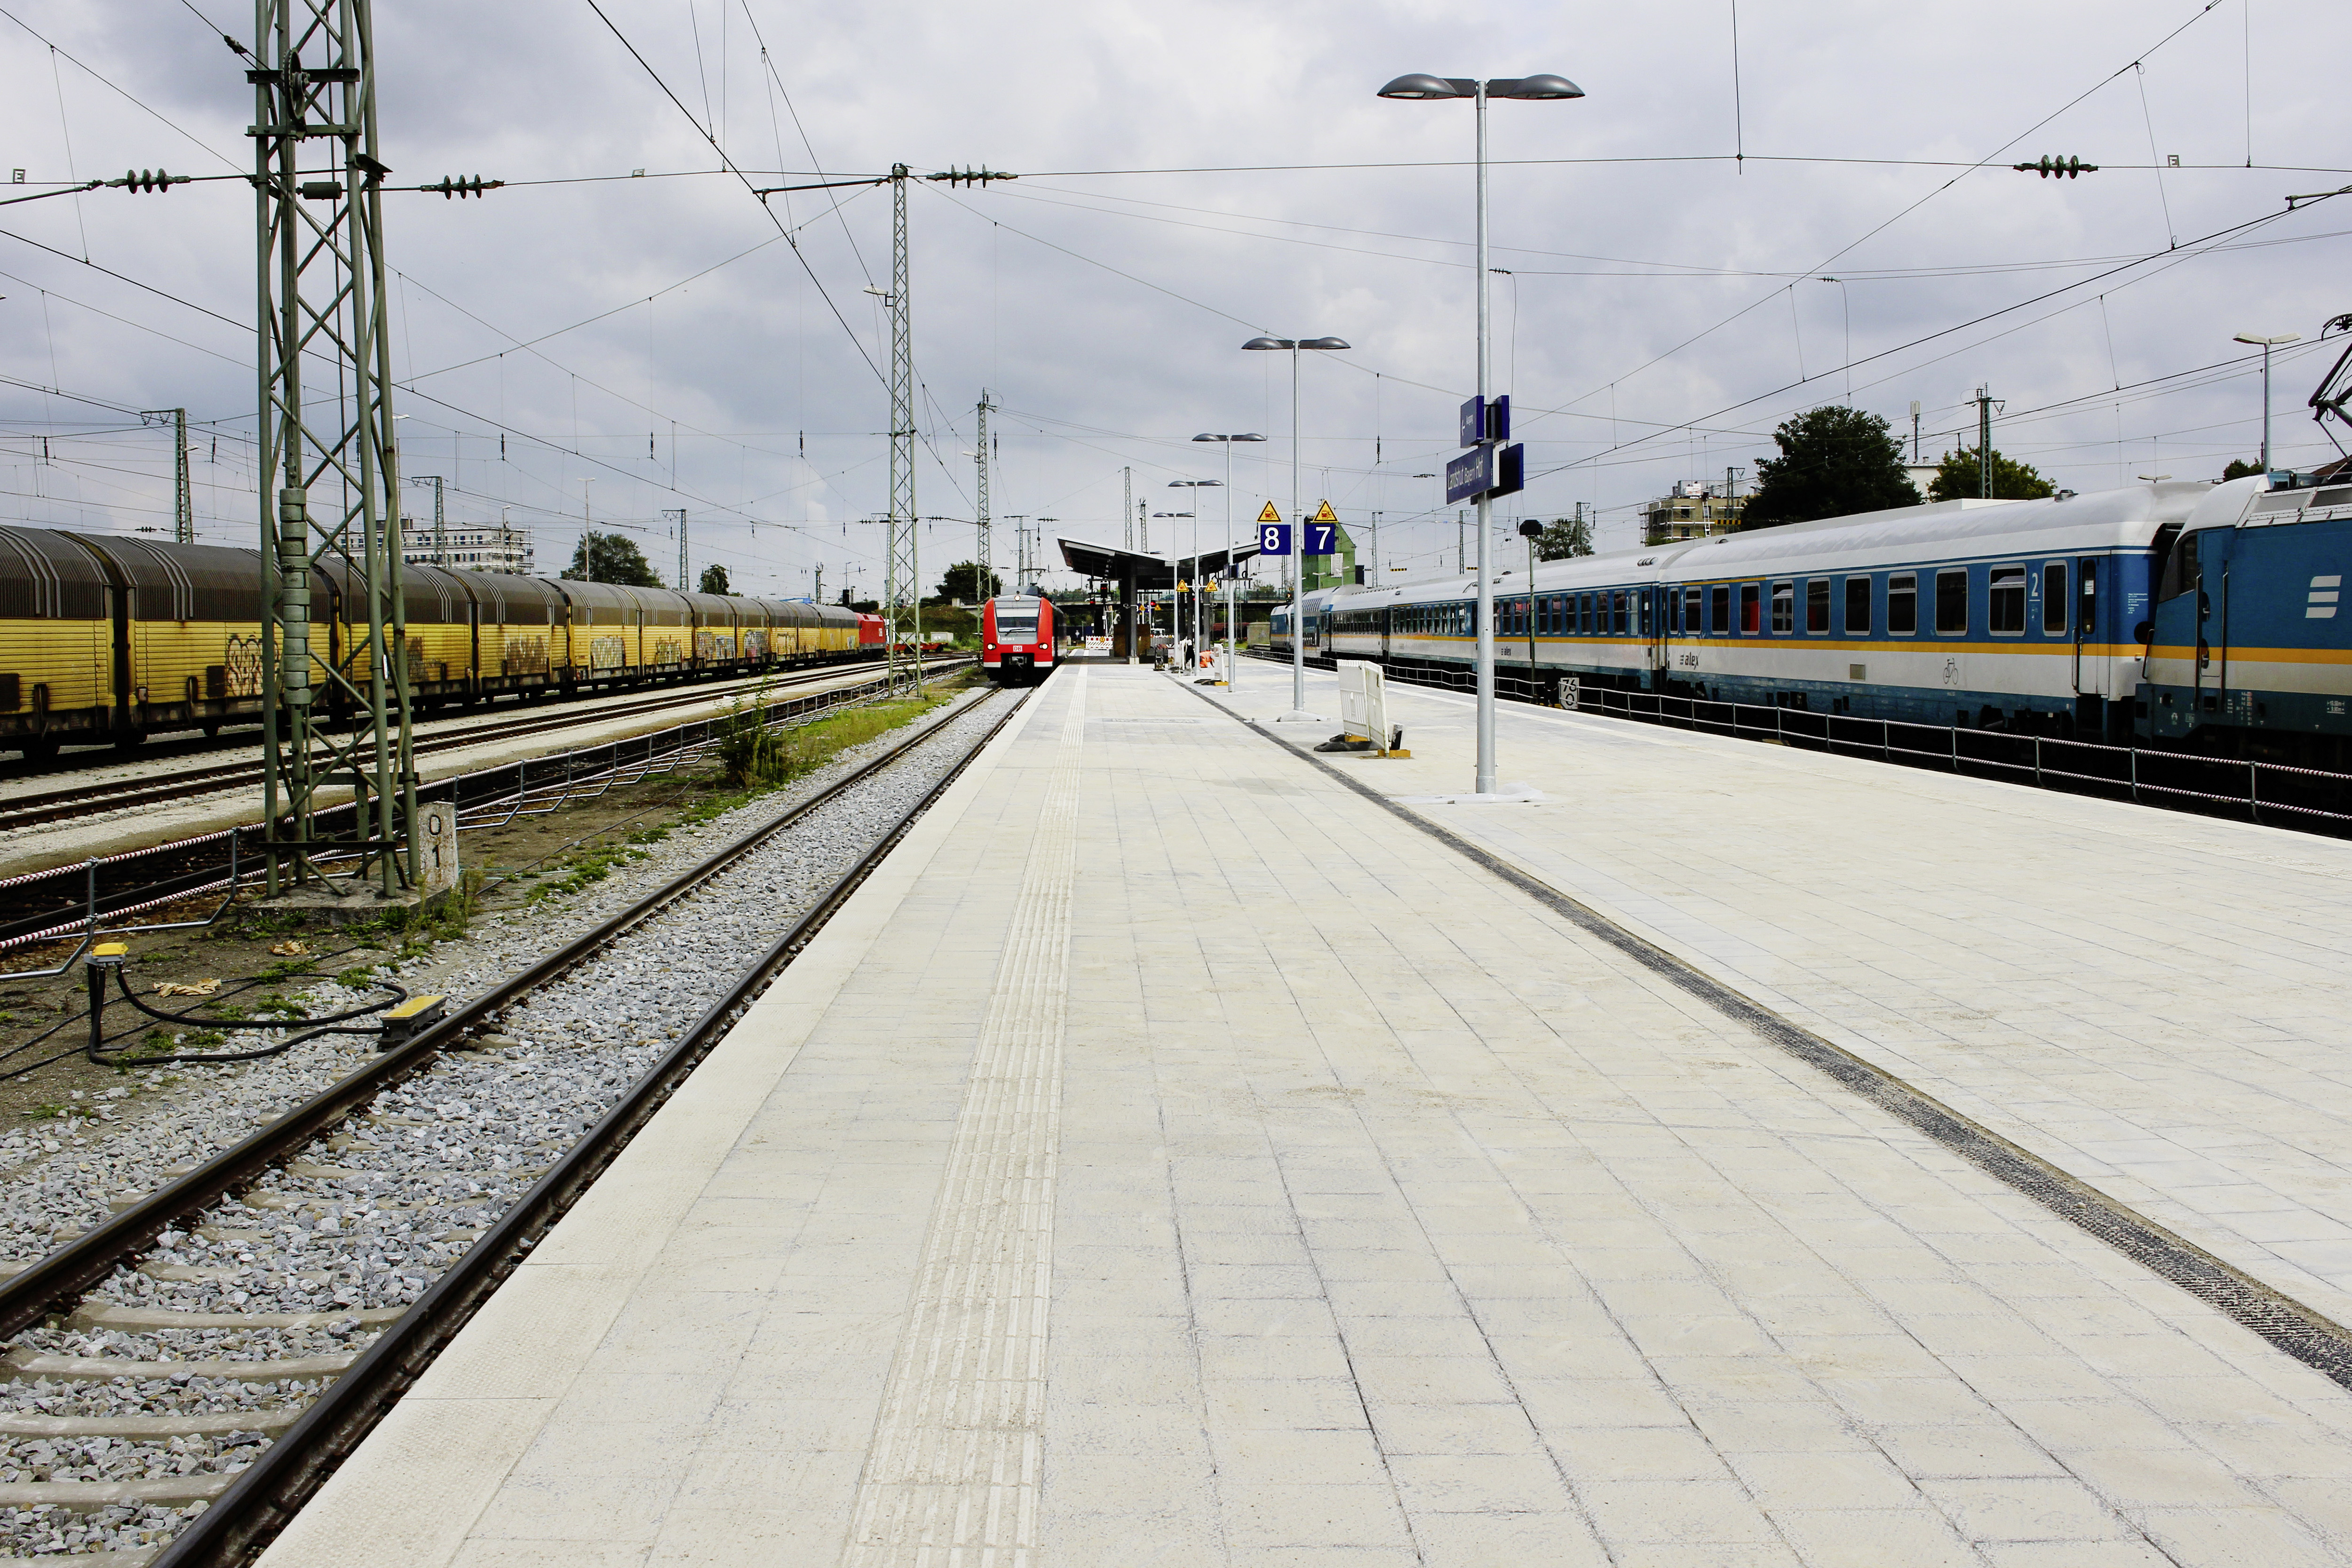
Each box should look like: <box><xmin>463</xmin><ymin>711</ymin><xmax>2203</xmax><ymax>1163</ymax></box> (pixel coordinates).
<box><xmin>1336</xmin><ymin>660</ymin><xmax>1389</xmax><ymax>751</ymax></box>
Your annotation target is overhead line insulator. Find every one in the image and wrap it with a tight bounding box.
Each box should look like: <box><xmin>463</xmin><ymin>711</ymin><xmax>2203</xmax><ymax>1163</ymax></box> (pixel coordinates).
<box><xmin>106</xmin><ymin>169</ymin><xmax>191</xmax><ymax>193</ymax></box>
<box><xmin>421</xmin><ymin>175</ymin><xmax>502</xmax><ymax>198</ymax></box>
<box><xmin>924</xmin><ymin>166</ymin><xmax>1017</xmax><ymax>187</ymax></box>
<box><xmin>2011</xmin><ymin>154</ymin><xmax>2098</xmax><ymax>179</ymax></box>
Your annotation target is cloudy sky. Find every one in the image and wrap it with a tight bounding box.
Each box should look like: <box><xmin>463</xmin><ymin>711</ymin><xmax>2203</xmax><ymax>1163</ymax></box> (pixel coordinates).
<box><xmin>3</xmin><ymin>0</ymin><xmax>2348</xmax><ymax>600</ymax></box>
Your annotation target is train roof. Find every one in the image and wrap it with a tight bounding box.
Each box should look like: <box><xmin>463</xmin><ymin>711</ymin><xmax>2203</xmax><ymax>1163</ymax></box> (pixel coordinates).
<box><xmin>1355</xmin><ymin>480</ymin><xmax>2220</xmax><ymax>607</ymax></box>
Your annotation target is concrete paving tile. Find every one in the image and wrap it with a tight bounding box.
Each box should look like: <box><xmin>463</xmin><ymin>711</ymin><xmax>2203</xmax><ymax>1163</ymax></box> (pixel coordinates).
<box><xmin>1347</xmin><ymin>1355</ymin><xmax>1521</xmax><ymax>1406</ymax></box>
<box><xmin>1363</xmin><ymin>1401</ymin><xmax>1545</xmax><ymax>1457</ymax></box>
<box><xmin>1385</xmin><ymin>1451</ymin><xmax>1576</xmax><ymax>1513</ymax></box>
<box><xmin>1873</xmin><ymin>1424</ymin><xmax>2074</xmax><ymax>1480</ymax></box>
<box><xmin>452</xmin><ymin>1545</ymin><xmax>651</xmax><ymax>1568</ymax></box>
<box><xmin>1979</xmin><ymin>1544</ymin><xmax>2177</xmax><ymax>1568</ymax></box>
<box><xmin>1920</xmin><ymin>1476</ymin><xmax>2132</xmax><ymax>1542</ymax></box>
<box><xmin>1548</xmin><ymin>1425</ymin><xmax>1730</xmax><ymax>1481</ymax></box>
<box><xmin>1209</xmin><ymin>1426</ymin><xmax>1389</xmax><ymax>1487</ymax></box>
<box><xmin>2135</xmin><ymin>1506</ymin><xmax>2337</xmax><ymax>1567</ymax></box>
<box><xmin>1724</xmin><ymin>1449</ymin><xmax>1924</xmax><ymax>1512</ymax></box>
<box><xmin>1766</xmin><ymin>1507</ymin><xmax>1980</xmax><ymax>1568</ymax></box>
<box><xmin>1580</xmin><ymin>1478</ymin><xmax>1781</xmax><ymax>1545</ymax></box>
<box><xmin>1994</xmin><ymin>1398</ymin><xmax>2193</xmax><ymax>1455</ymax></box>
<box><xmin>1406</xmin><ymin>1509</ymin><xmax>1611</xmax><ymax>1568</ymax></box>
<box><xmin>1217</xmin><ymin>1482</ymin><xmax>1415</xmax><ymax>1548</ymax></box>
<box><xmin>1204</xmin><ymin>1378</ymin><xmax>1376</xmax><ymax>1432</ymax></box>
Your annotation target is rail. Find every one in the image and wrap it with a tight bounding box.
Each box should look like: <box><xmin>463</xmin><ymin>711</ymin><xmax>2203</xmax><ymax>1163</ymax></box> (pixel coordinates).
<box><xmin>0</xmin><ymin>678</ymin><xmax>1034</xmax><ymax>1567</ymax></box>
<box><xmin>0</xmin><ymin>658</ymin><xmax>971</xmax><ymax>968</ymax></box>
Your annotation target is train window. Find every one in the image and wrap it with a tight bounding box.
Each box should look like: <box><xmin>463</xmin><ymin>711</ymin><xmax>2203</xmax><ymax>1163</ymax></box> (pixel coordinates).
<box><xmin>1740</xmin><ymin>583</ymin><xmax>1761</xmax><ymax>634</ymax></box>
<box><xmin>1887</xmin><ymin>574</ymin><xmax>1917</xmax><ymax>635</ymax></box>
<box><xmin>1685</xmin><ymin>586</ymin><xmax>1703</xmax><ymax>634</ymax></box>
<box><xmin>1988</xmin><ymin>566</ymin><xmax>2026</xmax><ymax>634</ymax></box>
<box><xmin>1612</xmin><ymin>590</ymin><xmax>1629</xmax><ymax>636</ymax></box>
<box><xmin>1806</xmin><ymin>579</ymin><xmax>1830</xmax><ymax>634</ymax></box>
<box><xmin>1548</xmin><ymin>594</ymin><xmax>1564</xmax><ymax>635</ymax></box>
<box><xmin>1709</xmin><ymin>584</ymin><xmax>1729</xmax><ymax>634</ymax></box>
<box><xmin>1843</xmin><ymin>576</ymin><xmax>1870</xmax><ymax>636</ymax></box>
<box><xmin>1936</xmin><ymin>569</ymin><xmax>1970</xmax><ymax>636</ymax></box>
<box><xmin>1574</xmin><ymin>591</ymin><xmax>1589</xmax><ymax>634</ymax></box>
<box><xmin>1769</xmin><ymin>581</ymin><xmax>1794</xmax><ymax>633</ymax></box>
<box><xmin>2157</xmin><ymin>530</ymin><xmax>2201</xmax><ymax>600</ymax></box>
<box><xmin>2042</xmin><ymin>564</ymin><xmax>2068</xmax><ymax>634</ymax></box>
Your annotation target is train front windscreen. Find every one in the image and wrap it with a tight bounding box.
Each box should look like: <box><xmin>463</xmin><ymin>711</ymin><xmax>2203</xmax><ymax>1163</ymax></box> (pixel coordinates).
<box><xmin>993</xmin><ymin>600</ymin><xmax>1040</xmax><ymax>643</ymax></box>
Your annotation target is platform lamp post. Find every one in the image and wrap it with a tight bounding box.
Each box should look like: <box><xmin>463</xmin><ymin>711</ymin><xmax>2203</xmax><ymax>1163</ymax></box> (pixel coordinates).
<box><xmin>2233</xmin><ymin>331</ymin><xmax>2301</xmax><ymax>473</ymax></box>
<box><xmin>1379</xmin><ymin>70</ymin><xmax>1583</xmax><ymax>794</ymax></box>
<box><xmin>1152</xmin><ymin>512</ymin><xmax>1192</xmax><ymax>661</ymax></box>
<box><xmin>1241</xmin><ymin>336</ymin><xmax>1350</xmax><ymax>717</ymax></box>
<box><xmin>1170</xmin><ymin>479</ymin><xmax>1223</xmax><ymax>676</ymax></box>
<box><xmin>1192</xmin><ymin>434</ymin><xmax>1265</xmax><ymax>684</ymax></box>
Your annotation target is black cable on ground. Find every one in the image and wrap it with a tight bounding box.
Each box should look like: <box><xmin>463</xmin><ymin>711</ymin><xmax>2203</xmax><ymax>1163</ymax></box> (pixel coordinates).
<box><xmin>89</xmin><ymin>965</ymin><xmax>405</xmax><ymax>1069</ymax></box>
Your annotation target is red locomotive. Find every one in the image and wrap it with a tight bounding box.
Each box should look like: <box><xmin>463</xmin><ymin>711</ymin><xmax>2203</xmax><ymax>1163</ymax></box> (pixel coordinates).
<box><xmin>981</xmin><ymin>596</ymin><xmax>1054</xmax><ymax>686</ymax></box>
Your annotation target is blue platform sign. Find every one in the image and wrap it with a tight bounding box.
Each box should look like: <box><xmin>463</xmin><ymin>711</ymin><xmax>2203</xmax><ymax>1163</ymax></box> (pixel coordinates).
<box><xmin>1458</xmin><ymin>395</ymin><xmax>1485</xmax><ymax>449</ymax></box>
<box><xmin>1304</xmin><ymin>522</ymin><xmax>1338</xmax><ymax>556</ymax></box>
<box><xmin>1457</xmin><ymin>393</ymin><xmax>1510</xmax><ymax>447</ymax></box>
<box><xmin>1257</xmin><ymin>521</ymin><xmax>1292</xmax><ymax>555</ymax></box>
<box><xmin>1445</xmin><ymin>444</ymin><xmax>1494</xmax><ymax>504</ymax></box>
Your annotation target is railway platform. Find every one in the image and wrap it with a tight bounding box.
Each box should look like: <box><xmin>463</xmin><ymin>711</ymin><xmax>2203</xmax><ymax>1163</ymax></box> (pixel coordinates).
<box><xmin>259</xmin><ymin>662</ymin><xmax>2352</xmax><ymax>1567</ymax></box>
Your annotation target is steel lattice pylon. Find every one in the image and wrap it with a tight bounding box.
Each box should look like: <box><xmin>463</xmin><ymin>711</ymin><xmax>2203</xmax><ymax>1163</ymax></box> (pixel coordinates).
<box><xmin>253</xmin><ymin>0</ymin><xmax>415</xmax><ymax>899</ymax></box>
<box><xmin>974</xmin><ymin>390</ymin><xmax>994</xmax><ymax>600</ymax></box>
<box><xmin>883</xmin><ymin>165</ymin><xmax>921</xmax><ymax>690</ymax></box>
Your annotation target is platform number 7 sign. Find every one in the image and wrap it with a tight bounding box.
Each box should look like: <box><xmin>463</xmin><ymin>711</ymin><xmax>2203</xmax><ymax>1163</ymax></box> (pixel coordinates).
<box><xmin>1304</xmin><ymin>499</ymin><xmax>1339</xmax><ymax>556</ymax></box>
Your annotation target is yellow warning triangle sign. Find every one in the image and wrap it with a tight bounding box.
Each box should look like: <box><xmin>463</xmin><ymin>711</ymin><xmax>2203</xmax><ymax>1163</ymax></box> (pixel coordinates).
<box><xmin>1257</xmin><ymin>501</ymin><xmax>1282</xmax><ymax>523</ymax></box>
<box><xmin>1311</xmin><ymin>499</ymin><xmax>1338</xmax><ymax>524</ymax></box>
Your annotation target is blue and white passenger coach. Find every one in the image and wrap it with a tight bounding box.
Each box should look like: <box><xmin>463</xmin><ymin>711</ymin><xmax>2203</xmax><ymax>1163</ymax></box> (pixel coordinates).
<box><xmin>1279</xmin><ymin>474</ymin><xmax>2352</xmax><ymax>763</ymax></box>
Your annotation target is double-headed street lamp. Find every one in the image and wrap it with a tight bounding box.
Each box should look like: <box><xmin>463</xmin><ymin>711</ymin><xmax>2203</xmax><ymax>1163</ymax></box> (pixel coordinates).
<box><xmin>1242</xmin><ymin>335</ymin><xmax>1350</xmax><ymax>716</ymax></box>
<box><xmin>2233</xmin><ymin>330</ymin><xmax>2302</xmax><ymax>473</ymax></box>
<box><xmin>1379</xmin><ymin>71</ymin><xmax>1582</xmax><ymax>795</ymax></box>
<box><xmin>1192</xmin><ymin>434</ymin><xmax>1266</xmax><ymax>685</ymax></box>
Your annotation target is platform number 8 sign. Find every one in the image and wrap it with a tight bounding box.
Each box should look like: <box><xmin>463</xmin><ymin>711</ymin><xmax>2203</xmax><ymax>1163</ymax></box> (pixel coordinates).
<box><xmin>1258</xmin><ymin>522</ymin><xmax>1292</xmax><ymax>556</ymax></box>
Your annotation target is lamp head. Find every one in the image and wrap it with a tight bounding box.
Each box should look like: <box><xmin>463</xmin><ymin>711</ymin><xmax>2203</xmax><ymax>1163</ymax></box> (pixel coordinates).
<box><xmin>2233</xmin><ymin>332</ymin><xmax>2301</xmax><ymax>346</ymax></box>
<box><xmin>1300</xmin><ymin>336</ymin><xmax>1351</xmax><ymax>351</ymax></box>
<box><xmin>1241</xmin><ymin>336</ymin><xmax>1292</xmax><ymax>351</ymax></box>
<box><xmin>1489</xmin><ymin>74</ymin><xmax>1583</xmax><ymax>100</ymax></box>
<box><xmin>1377</xmin><ymin>73</ymin><xmax>1470</xmax><ymax>100</ymax></box>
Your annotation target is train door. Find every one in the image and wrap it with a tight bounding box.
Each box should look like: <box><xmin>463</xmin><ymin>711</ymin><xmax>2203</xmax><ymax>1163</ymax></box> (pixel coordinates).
<box><xmin>1645</xmin><ymin>586</ymin><xmax>1668</xmax><ymax>690</ymax></box>
<box><xmin>2196</xmin><ymin>529</ymin><xmax>2236</xmax><ymax>716</ymax></box>
<box><xmin>107</xmin><ymin>581</ymin><xmax>133</xmax><ymax>737</ymax></box>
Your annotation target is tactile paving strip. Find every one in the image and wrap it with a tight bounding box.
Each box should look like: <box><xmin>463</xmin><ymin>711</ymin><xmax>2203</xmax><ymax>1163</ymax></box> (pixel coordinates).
<box><xmin>842</xmin><ymin>671</ymin><xmax>1086</xmax><ymax>1568</ymax></box>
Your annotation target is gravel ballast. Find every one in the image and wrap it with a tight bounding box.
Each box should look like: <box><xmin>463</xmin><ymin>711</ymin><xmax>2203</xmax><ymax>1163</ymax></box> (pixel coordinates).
<box><xmin>0</xmin><ymin>685</ymin><xmax>1009</xmax><ymax>1559</ymax></box>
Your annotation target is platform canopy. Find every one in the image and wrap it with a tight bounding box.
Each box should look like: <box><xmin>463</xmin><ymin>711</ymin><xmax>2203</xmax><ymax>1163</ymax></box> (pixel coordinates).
<box><xmin>1057</xmin><ymin>535</ymin><xmax>1259</xmax><ymax>589</ymax></box>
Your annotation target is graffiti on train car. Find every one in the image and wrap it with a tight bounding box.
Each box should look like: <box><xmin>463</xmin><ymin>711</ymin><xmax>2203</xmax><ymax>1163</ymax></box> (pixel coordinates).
<box><xmin>503</xmin><ymin>635</ymin><xmax>548</xmax><ymax>676</ymax></box>
<box><xmin>590</xmin><ymin>635</ymin><xmax>626</xmax><ymax>670</ymax></box>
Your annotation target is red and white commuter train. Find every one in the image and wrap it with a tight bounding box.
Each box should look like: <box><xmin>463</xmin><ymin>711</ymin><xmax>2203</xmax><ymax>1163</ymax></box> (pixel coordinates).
<box><xmin>981</xmin><ymin>596</ymin><xmax>1055</xmax><ymax>685</ymax></box>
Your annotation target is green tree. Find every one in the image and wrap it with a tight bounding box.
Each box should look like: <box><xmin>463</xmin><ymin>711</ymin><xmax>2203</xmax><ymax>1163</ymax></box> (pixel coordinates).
<box><xmin>1925</xmin><ymin>446</ymin><xmax>2056</xmax><ymax>502</ymax></box>
<box><xmin>1535</xmin><ymin>516</ymin><xmax>1594</xmax><ymax>560</ymax></box>
<box><xmin>938</xmin><ymin>560</ymin><xmax>1002</xmax><ymax>603</ymax></box>
<box><xmin>563</xmin><ymin>529</ymin><xmax>663</xmax><ymax>587</ymax></box>
<box><xmin>1740</xmin><ymin>406</ymin><xmax>1921</xmax><ymax>529</ymax></box>
<box><xmin>850</xmin><ymin>598</ymin><xmax>879</xmax><ymax>613</ymax></box>
<box><xmin>697</xmin><ymin>563</ymin><xmax>731</xmax><ymax>595</ymax></box>
<box><xmin>2221</xmin><ymin>458</ymin><xmax>2263</xmax><ymax>481</ymax></box>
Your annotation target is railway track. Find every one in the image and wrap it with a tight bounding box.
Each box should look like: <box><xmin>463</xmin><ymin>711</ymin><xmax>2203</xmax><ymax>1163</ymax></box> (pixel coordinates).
<box><xmin>0</xmin><ymin>678</ymin><xmax>1033</xmax><ymax>1565</ymax></box>
<box><xmin>0</xmin><ymin>658</ymin><xmax>942</xmax><ymax>836</ymax></box>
